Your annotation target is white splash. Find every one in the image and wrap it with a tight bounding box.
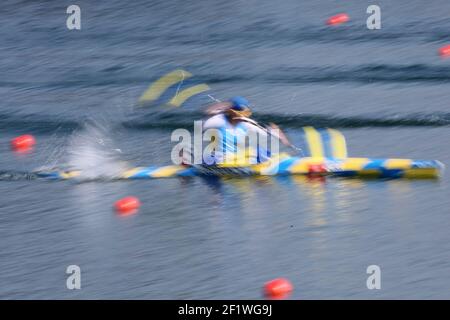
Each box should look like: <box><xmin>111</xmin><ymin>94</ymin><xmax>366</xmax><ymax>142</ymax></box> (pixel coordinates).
<box><xmin>67</xmin><ymin>122</ymin><xmax>128</xmax><ymax>180</ymax></box>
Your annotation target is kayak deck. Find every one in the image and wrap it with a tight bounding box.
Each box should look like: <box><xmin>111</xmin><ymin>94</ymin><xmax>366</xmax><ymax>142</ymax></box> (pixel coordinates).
<box><xmin>36</xmin><ymin>157</ymin><xmax>444</xmax><ymax>180</ymax></box>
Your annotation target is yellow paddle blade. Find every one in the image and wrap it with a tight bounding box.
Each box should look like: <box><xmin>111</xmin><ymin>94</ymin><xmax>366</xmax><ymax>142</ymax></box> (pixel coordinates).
<box><xmin>138</xmin><ymin>69</ymin><xmax>192</xmax><ymax>103</ymax></box>
<box><xmin>302</xmin><ymin>127</ymin><xmax>348</xmax><ymax>158</ymax></box>
<box><xmin>303</xmin><ymin>126</ymin><xmax>324</xmax><ymax>157</ymax></box>
<box><xmin>327</xmin><ymin>128</ymin><xmax>347</xmax><ymax>158</ymax></box>
<box><xmin>168</xmin><ymin>84</ymin><xmax>210</xmax><ymax>107</ymax></box>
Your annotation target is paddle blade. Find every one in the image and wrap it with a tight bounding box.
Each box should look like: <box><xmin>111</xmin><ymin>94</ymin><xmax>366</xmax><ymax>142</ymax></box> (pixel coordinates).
<box><xmin>138</xmin><ymin>69</ymin><xmax>192</xmax><ymax>104</ymax></box>
<box><xmin>301</xmin><ymin>127</ymin><xmax>348</xmax><ymax>158</ymax></box>
<box><xmin>168</xmin><ymin>84</ymin><xmax>210</xmax><ymax>107</ymax></box>
<box><xmin>327</xmin><ymin>128</ymin><xmax>347</xmax><ymax>158</ymax></box>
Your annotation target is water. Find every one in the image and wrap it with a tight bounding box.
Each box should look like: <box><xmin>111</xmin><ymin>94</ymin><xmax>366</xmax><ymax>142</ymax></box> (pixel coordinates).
<box><xmin>0</xmin><ymin>0</ymin><xmax>449</xmax><ymax>299</ymax></box>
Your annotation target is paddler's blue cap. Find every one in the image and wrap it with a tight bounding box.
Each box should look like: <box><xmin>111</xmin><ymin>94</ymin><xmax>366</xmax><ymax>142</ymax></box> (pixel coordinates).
<box><xmin>229</xmin><ymin>96</ymin><xmax>249</xmax><ymax>111</ymax></box>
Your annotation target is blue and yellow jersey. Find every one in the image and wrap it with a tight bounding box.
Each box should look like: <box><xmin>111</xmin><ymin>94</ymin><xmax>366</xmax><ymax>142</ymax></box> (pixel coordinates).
<box><xmin>202</xmin><ymin>114</ymin><xmax>273</xmax><ymax>166</ymax></box>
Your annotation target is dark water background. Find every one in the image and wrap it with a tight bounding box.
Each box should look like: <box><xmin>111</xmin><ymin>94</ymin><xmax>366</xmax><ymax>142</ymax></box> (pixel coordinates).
<box><xmin>0</xmin><ymin>0</ymin><xmax>449</xmax><ymax>299</ymax></box>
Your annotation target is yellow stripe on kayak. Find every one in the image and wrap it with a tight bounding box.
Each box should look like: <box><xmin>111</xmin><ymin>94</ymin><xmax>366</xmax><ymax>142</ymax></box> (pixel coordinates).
<box><xmin>122</xmin><ymin>167</ymin><xmax>146</xmax><ymax>178</ymax></box>
<box><xmin>150</xmin><ymin>165</ymin><xmax>184</xmax><ymax>178</ymax></box>
<box><xmin>341</xmin><ymin>158</ymin><xmax>369</xmax><ymax>171</ymax></box>
<box><xmin>328</xmin><ymin>128</ymin><xmax>347</xmax><ymax>158</ymax></box>
<box><xmin>139</xmin><ymin>69</ymin><xmax>192</xmax><ymax>103</ymax></box>
<box><xmin>60</xmin><ymin>171</ymin><xmax>81</xmax><ymax>179</ymax></box>
<box><xmin>403</xmin><ymin>168</ymin><xmax>440</xmax><ymax>179</ymax></box>
<box><xmin>384</xmin><ymin>159</ymin><xmax>412</xmax><ymax>170</ymax></box>
<box><xmin>288</xmin><ymin>157</ymin><xmax>325</xmax><ymax>174</ymax></box>
<box><xmin>168</xmin><ymin>84</ymin><xmax>210</xmax><ymax>107</ymax></box>
<box><xmin>303</xmin><ymin>127</ymin><xmax>324</xmax><ymax>157</ymax></box>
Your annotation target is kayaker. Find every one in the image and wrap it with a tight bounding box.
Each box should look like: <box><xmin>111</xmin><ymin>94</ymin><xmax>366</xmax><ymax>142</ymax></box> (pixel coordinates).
<box><xmin>202</xmin><ymin>96</ymin><xmax>290</xmax><ymax>165</ymax></box>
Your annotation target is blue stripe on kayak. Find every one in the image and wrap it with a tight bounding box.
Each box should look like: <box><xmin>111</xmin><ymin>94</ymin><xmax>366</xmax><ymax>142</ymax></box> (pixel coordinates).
<box><xmin>277</xmin><ymin>157</ymin><xmax>299</xmax><ymax>174</ymax></box>
<box><xmin>380</xmin><ymin>169</ymin><xmax>404</xmax><ymax>179</ymax></box>
<box><xmin>36</xmin><ymin>172</ymin><xmax>61</xmax><ymax>180</ymax></box>
<box><xmin>177</xmin><ymin>167</ymin><xmax>197</xmax><ymax>176</ymax></box>
<box><xmin>363</xmin><ymin>159</ymin><xmax>386</xmax><ymax>170</ymax></box>
<box><xmin>333</xmin><ymin>170</ymin><xmax>359</xmax><ymax>177</ymax></box>
<box><xmin>129</xmin><ymin>168</ymin><xmax>157</xmax><ymax>179</ymax></box>
<box><xmin>411</xmin><ymin>160</ymin><xmax>440</xmax><ymax>169</ymax></box>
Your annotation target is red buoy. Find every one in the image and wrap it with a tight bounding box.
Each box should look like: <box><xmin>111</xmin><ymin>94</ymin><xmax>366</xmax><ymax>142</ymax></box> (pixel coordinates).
<box><xmin>264</xmin><ymin>278</ymin><xmax>293</xmax><ymax>299</ymax></box>
<box><xmin>326</xmin><ymin>13</ymin><xmax>349</xmax><ymax>26</ymax></box>
<box><xmin>11</xmin><ymin>134</ymin><xmax>36</xmax><ymax>152</ymax></box>
<box><xmin>115</xmin><ymin>196</ymin><xmax>141</xmax><ymax>215</ymax></box>
<box><xmin>438</xmin><ymin>45</ymin><xmax>450</xmax><ymax>57</ymax></box>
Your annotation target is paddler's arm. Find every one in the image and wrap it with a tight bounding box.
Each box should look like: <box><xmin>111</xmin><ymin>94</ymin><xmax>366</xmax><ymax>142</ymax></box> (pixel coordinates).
<box><xmin>204</xmin><ymin>101</ymin><xmax>232</xmax><ymax>115</ymax></box>
<box><xmin>233</xmin><ymin>116</ymin><xmax>292</xmax><ymax>147</ymax></box>
<box><xmin>267</xmin><ymin>123</ymin><xmax>291</xmax><ymax>146</ymax></box>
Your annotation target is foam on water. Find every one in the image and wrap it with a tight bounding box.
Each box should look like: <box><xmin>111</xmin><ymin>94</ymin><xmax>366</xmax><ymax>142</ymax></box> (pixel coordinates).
<box><xmin>66</xmin><ymin>122</ymin><xmax>129</xmax><ymax>180</ymax></box>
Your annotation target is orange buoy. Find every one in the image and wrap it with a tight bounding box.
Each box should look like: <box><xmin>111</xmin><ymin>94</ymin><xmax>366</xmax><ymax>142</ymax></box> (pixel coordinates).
<box><xmin>438</xmin><ymin>45</ymin><xmax>450</xmax><ymax>57</ymax></box>
<box><xmin>327</xmin><ymin>13</ymin><xmax>349</xmax><ymax>26</ymax></box>
<box><xmin>115</xmin><ymin>196</ymin><xmax>141</xmax><ymax>215</ymax></box>
<box><xmin>264</xmin><ymin>278</ymin><xmax>293</xmax><ymax>299</ymax></box>
<box><xmin>11</xmin><ymin>134</ymin><xmax>36</xmax><ymax>151</ymax></box>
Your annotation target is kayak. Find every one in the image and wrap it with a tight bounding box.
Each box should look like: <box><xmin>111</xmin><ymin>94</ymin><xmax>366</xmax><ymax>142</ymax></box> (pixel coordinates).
<box><xmin>35</xmin><ymin>156</ymin><xmax>444</xmax><ymax>180</ymax></box>
<box><xmin>28</xmin><ymin>125</ymin><xmax>444</xmax><ymax>181</ymax></box>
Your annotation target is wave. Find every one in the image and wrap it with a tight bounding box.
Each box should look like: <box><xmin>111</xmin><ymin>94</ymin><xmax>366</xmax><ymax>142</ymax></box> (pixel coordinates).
<box><xmin>126</xmin><ymin>111</ymin><xmax>450</xmax><ymax>129</ymax></box>
<box><xmin>202</xmin><ymin>64</ymin><xmax>450</xmax><ymax>84</ymax></box>
<box><xmin>0</xmin><ymin>171</ymin><xmax>41</xmax><ymax>181</ymax></box>
<box><xmin>0</xmin><ymin>113</ymin><xmax>80</xmax><ymax>134</ymax></box>
<box><xmin>1</xmin><ymin>111</ymin><xmax>449</xmax><ymax>134</ymax></box>
<box><xmin>2</xmin><ymin>64</ymin><xmax>450</xmax><ymax>90</ymax></box>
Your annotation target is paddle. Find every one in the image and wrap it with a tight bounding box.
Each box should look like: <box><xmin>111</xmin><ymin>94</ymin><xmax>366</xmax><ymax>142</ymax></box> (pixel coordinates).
<box><xmin>301</xmin><ymin>126</ymin><xmax>347</xmax><ymax>158</ymax></box>
<box><xmin>138</xmin><ymin>69</ymin><xmax>210</xmax><ymax>107</ymax></box>
<box><xmin>233</xmin><ymin>117</ymin><xmax>348</xmax><ymax>158</ymax></box>
<box><xmin>137</xmin><ymin>73</ymin><xmax>347</xmax><ymax>158</ymax></box>
<box><xmin>232</xmin><ymin>116</ymin><xmax>305</xmax><ymax>156</ymax></box>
